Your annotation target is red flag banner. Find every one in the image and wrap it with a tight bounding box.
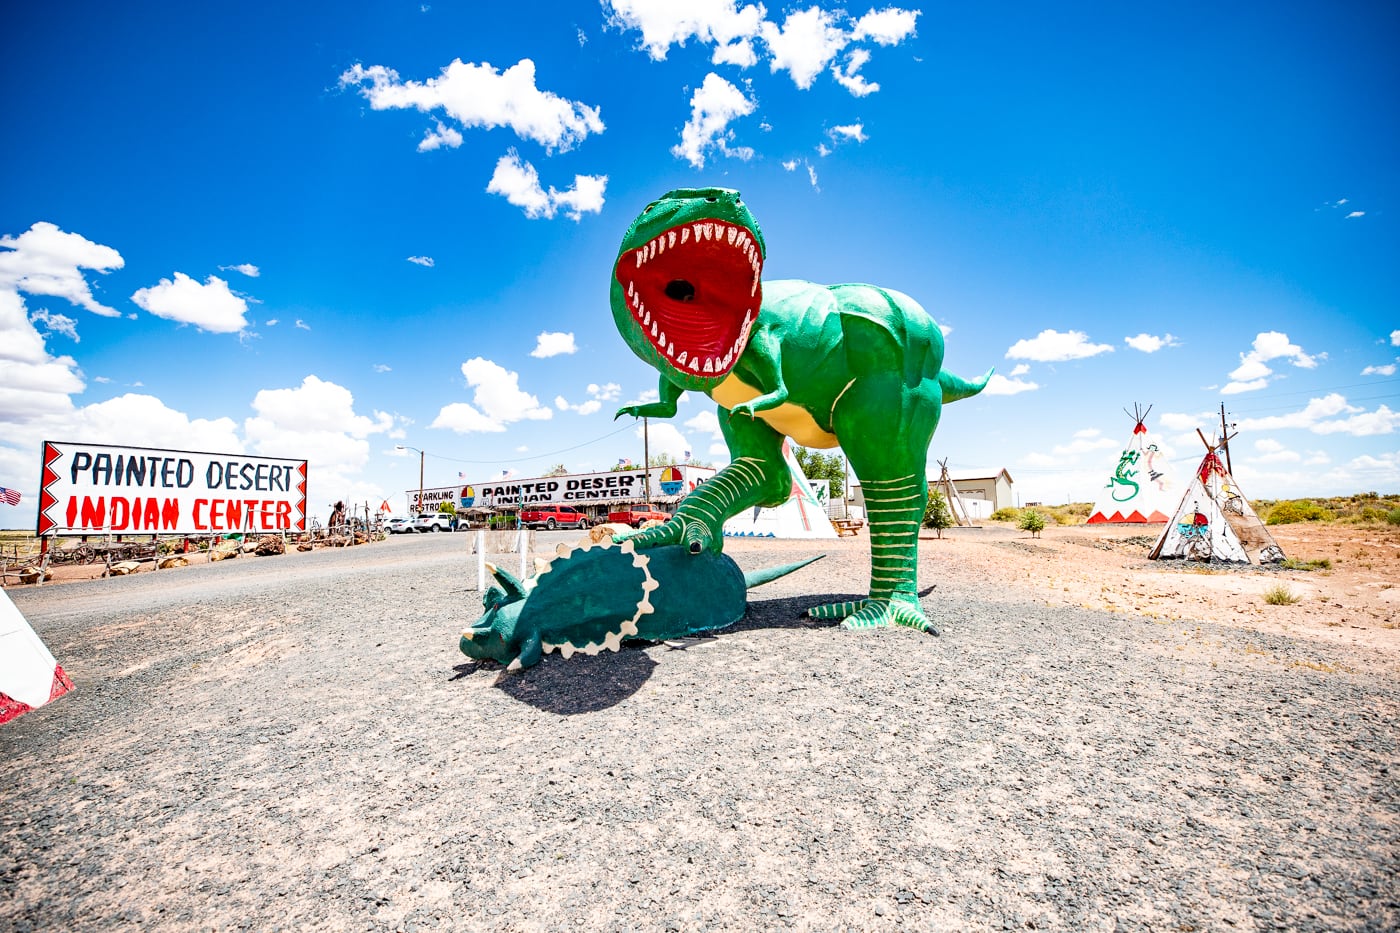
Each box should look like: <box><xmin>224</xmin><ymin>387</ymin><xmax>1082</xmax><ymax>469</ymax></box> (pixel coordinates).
<box><xmin>0</xmin><ymin>487</ymin><xmax>21</xmax><ymax>506</ymax></box>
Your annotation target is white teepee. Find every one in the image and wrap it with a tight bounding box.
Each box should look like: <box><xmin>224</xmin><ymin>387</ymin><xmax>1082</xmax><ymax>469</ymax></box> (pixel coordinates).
<box><xmin>723</xmin><ymin>441</ymin><xmax>838</xmax><ymax>539</ymax></box>
<box><xmin>1087</xmin><ymin>404</ymin><xmax>1178</xmax><ymax>524</ymax></box>
<box><xmin>1150</xmin><ymin>435</ymin><xmax>1284</xmax><ymax>564</ymax></box>
<box><xmin>1</xmin><ymin>587</ymin><xmax>74</xmax><ymax>725</ymax></box>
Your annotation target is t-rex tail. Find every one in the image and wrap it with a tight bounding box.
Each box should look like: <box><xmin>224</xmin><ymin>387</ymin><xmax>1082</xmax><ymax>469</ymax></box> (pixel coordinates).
<box><xmin>939</xmin><ymin>368</ymin><xmax>993</xmax><ymax>404</ymax></box>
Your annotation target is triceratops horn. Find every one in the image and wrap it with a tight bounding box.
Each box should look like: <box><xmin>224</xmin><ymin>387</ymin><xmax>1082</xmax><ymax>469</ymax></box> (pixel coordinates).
<box><xmin>484</xmin><ymin>562</ymin><xmax>528</xmax><ymax>602</ymax></box>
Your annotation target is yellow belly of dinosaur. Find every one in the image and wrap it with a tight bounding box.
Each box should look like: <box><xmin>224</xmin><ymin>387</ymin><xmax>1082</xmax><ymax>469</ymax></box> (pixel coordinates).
<box><xmin>710</xmin><ymin>375</ymin><xmax>839</xmax><ymax>449</ymax></box>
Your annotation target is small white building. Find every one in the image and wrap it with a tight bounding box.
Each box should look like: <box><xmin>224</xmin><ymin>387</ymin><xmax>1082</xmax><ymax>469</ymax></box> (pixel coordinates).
<box><xmin>948</xmin><ymin>469</ymin><xmax>1015</xmax><ymax>513</ymax></box>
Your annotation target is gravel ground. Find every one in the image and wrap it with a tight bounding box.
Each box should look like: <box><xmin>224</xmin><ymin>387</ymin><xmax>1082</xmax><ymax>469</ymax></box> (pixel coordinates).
<box><xmin>2</xmin><ymin>529</ymin><xmax>1397</xmax><ymax>932</ymax></box>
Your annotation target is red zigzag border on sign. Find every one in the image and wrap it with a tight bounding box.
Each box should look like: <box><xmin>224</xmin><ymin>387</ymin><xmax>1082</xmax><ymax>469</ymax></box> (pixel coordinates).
<box><xmin>37</xmin><ymin>442</ymin><xmax>62</xmax><ymax>536</ymax></box>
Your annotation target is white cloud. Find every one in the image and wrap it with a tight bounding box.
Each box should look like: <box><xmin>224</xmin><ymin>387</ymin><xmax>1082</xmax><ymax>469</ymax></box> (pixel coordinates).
<box><xmin>432</xmin><ymin>357</ymin><xmax>551</xmax><ymax>434</ymax></box>
<box><xmin>1005</xmin><ymin>329</ymin><xmax>1114</xmax><ymax>362</ymax></box>
<box><xmin>406</xmin><ymin>256</ymin><xmax>435</xmax><ymax>267</ymax></box>
<box><xmin>1309</xmin><ymin>405</ymin><xmax>1400</xmax><ymax>437</ymax></box>
<box><xmin>1346</xmin><ymin>211</ymin><xmax>1365</xmax><ymax>219</ymax></box>
<box><xmin>672</xmin><ymin>73</ymin><xmax>756</xmax><ymax>169</ymax></box>
<box><xmin>760</xmin><ymin>6</ymin><xmax>848</xmax><ymax>89</ymax></box>
<box><xmin>1230</xmin><ymin>393</ymin><xmax>1399</xmax><ymax>437</ymax></box>
<box><xmin>782</xmin><ymin>158</ymin><xmax>798</xmax><ymax>171</ymax></box>
<box><xmin>1124</xmin><ymin>332</ymin><xmax>1179</xmax><ymax>353</ymax></box>
<box><xmin>1223</xmin><ymin>330</ymin><xmax>1320</xmax><ymax>392</ymax></box>
<box><xmin>807</xmin><ymin>163</ymin><xmax>819</xmax><ymax>188</ymax></box>
<box><xmin>555</xmin><ymin>395</ymin><xmax>602</xmax><ymax>416</ymax></box>
<box><xmin>589</xmin><ymin>382</ymin><xmax>622</xmax><ymax>401</ymax></box>
<box><xmin>1053</xmin><ymin>433</ymin><xmax>1119</xmax><ymax>456</ymax></box>
<box><xmin>1391</xmin><ymin>329</ymin><xmax>1400</xmax><ymax>347</ymax></box>
<box><xmin>603</xmin><ymin>0</ymin><xmax>765</xmax><ymax>66</ymax></box>
<box><xmin>828</xmin><ymin>122</ymin><xmax>868</xmax><ymax>143</ymax></box>
<box><xmin>1361</xmin><ymin>362</ymin><xmax>1397</xmax><ymax>376</ymax></box>
<box><xmin>295</xmin><ymin>319</ymin><xmax>311</xmax><ymax>330</ymax></box>
<box><xmin>266</xmin><ymin>318</ymin><xmax>279</xmax><ymax>326</ymax></box>
<box><xmin>1158</xmin><ymin>410</ymin><xmax>1212</xmax><ymax>432</ymax></box>
<box><xmin>1251</xmin><ymin>437</ymin><xmax>1301</xmax><ymax>464</ymax></box>
<box><xmin>1008</xmin><ymin>363</ymin><xmax>1030</xmax><ymax>377</ymax></box>
<box><xmin>983</xmin><ymin>373</ymin><xmax>1039</xmax><ymax>395</ymax></box>
<box><xmin>557</xmin><ymin>382</ymin><xmax>621</xmax><ymax>416</ymax></box>
<box><xmin>0</xmin><ymin>221</ymin><xmax>125</xmax><ymax>318</ymax></box>
<box><xmin>340</xmin><ymin>58</ymin><xmax>604</xmax><ymax>153</ymax></box>
<box><xmin>244</xmin><ymin>375</ymin><xmax>395</xmax><ymax>507</ymax></box>
<box><xmin>684</xmin><ymin>409</ymin><xmax>723</xmax><ymax>441</ymax></box>
<box><xmin>831</xmin><ymin>49</ymin><xmax>879</xmax><ymax>96</ymax></box>
<box><xmin>130</xmin><ymin>272</ymin><xmax>250</xmax><ymax>333</ymax></box>
<box><xmin>29</xmin><ymin>308</ymin><xmax>79</xmax><ymax>342</ymax></box>
<box><xmin>851</xmin><ymin>7</ymin><xmax>920</xmax><ymax>45</ymax></box>
<box><xmin>486</xmin><ymin>150</ymin><xmax>607</xmax><ymax>220</ymax></box>
<box><xmin>219</xmin><ymin>263</ymin><xmax>260</xmax><ymax>277</ymax></box>
<box><xmin>373</xmin><ymin>364</ymin><xmax>391</xmax><ymax>373</ymax></box>
<box><xmin>531</xmin><ymin>331</ymin><xmax>577</xmax><ymax>358</ymax></box>
<box><xmin>418</xmin><ymin>119</ymin><xmax>463</xmax><ymax>152</ymax></box>
<box><xmin>637</xmin><ymin>421</ymin><xmax>691</xmax><ymax>461</ymax></box>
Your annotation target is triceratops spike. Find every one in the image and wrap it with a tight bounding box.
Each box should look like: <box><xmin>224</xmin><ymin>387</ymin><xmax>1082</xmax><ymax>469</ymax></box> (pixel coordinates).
<box><xmin>637</xmin><ymin>596</ymin><xmax>655</xmax><ymax>615</ymax></box>
<box><xmin>555</xmin><ymin>542</ymin><xmax>573</xmax><ymax>558</ymax></box>
<box><xmin>559</xmin><ymin>643</ymin><xmax>576</xmax><ymax>660</ymax></box>
<box><xmin>641</xmin><ymin>577</ymin><xmax>660</xmax><ymax>592</ymax></box>
<box><xmin>461</xmin><ymin>629</ymin><xmax>476</xmax><ymax>640</ymax></box>
<box><xmin>603</xmin><ymin>631</ymin><xmax>622</xmax><ymax>652</ymax></box>
<box><xmin>487</xmin><ymin>563</ymin><xmax>529</xmax><ymax>602</ymax></box>
<box><xmin>620</xmin><ymin>619</ymin><xmax>639</xmax><ymax>637</ymax></box>
<box><xmin>582</xmin><ymin>641</ymin><xmax>603</xmax><ymax>656</ymax></box>
<box><xmin>743</xmin><ymin>554</ymin><xmax>825</xmax><ymax>590</ymax></box>
<box><xmin>618</xmin><ymin>539</ymin><xmax>636</xmax><ymax>555</ymax></box>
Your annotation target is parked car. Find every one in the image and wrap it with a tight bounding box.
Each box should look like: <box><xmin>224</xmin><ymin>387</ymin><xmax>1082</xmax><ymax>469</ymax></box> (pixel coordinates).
<box><xmin>410</xmin><ymin>513</ymin><xmax>455</xmax><ymax>533</ymax></box>
<box><xmin>606</xmin><ymin>504</ymin><xmax>671</xmax><ymax>528</ymax></box>
<box><xmin>518</xmin><ymin>504</ymin><xmax>589</xmax><ymax>530</ymax></box>
<box><xmin>385</xmin><ymin>517</ymin><xmax>411</xmax><ymax>534</ymax></box>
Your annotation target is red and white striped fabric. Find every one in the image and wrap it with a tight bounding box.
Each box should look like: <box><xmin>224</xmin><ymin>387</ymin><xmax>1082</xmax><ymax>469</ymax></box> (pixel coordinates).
<box><xmin>0</xmin><ymin>588</ymin><xmax>74</xmax><ymax>725</ymax></box>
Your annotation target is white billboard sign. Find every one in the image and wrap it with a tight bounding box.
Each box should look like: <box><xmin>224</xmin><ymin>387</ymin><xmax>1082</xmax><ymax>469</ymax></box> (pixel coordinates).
<box><xmin>408</xmin><ymin>465</ymin><xmax>716</xmax><ymax>512</ymax></box>
<box><xmin>38</xmin><ymin>441</ymin><xmax>308</xmax><ymax>536</ymax></box>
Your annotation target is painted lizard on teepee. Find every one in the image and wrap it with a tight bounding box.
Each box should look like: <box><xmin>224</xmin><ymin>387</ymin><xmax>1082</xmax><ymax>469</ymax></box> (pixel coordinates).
<box><xmin>610</xmin><ymin>188</ymin><xmax>991</xmax><ymax>633</ymax></box>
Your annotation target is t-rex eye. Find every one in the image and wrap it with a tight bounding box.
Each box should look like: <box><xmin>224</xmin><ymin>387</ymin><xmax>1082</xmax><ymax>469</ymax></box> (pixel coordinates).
<box><xmin>665</xmin><ymin>279</ymin><xmax>696</xmax><ymax>302</ymax></box>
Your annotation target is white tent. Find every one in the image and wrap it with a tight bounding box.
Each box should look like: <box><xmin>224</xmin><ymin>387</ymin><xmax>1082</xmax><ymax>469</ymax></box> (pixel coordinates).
<box><xmin>1</xmin><ymin>588</ymin><xmax>73</xmax><ymax>725</ymax></box>
<box><xmin>1150</xmin><ymin>440</ymin><xmax>1284</xmax><ymax>564</ymax></box>
<box><xmin>1088</xmin><ymin>404</ymin><xmax>1178</xmax><ymax>524</ymax></box>
<box><xmin>723</xmin><ymin>442</ymin><xmax>838</xmax><ymax>539</ymax></box>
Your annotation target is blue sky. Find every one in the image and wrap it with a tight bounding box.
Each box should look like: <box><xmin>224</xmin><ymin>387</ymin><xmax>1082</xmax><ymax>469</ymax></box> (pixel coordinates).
<box><xmin>2</xmin><ymin>1</ymin><xmax>1397</xmax><ymax>524</ymax></box>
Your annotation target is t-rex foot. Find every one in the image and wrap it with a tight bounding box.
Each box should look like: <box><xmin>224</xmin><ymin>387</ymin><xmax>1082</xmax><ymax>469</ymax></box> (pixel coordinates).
<box><xmin>614</xmin><ymin>516</ymin><xmax>716</xmax><ymax>553</ymax></box>
<box><xmin>806</xmin><ymin>596</ymin><xmax>937</xmax><ymax>634</ymax></box>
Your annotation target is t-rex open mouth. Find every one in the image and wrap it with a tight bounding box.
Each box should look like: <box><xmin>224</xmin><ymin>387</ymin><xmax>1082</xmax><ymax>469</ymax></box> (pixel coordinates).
<box><xmin>613</xmin><ymin>218</ymin><xmax>763</xmax><ymax>379</ymax></box>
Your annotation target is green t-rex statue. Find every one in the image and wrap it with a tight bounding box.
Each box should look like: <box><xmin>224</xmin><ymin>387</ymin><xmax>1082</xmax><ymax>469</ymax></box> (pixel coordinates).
<box><xmin>611</xmin><ymin>187</ymin><xmax>991</xmax><ymax>633</ymax></box>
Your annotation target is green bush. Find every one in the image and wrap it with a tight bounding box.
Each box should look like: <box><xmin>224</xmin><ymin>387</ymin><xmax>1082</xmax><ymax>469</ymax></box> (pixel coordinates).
<box><xmin>1388</xmin><ymin>509</ymin><xmax>1400</xmax><ymax>526</ymax></box>
<box><xmin>991</xmin><ymin>507</ymin><xmax>1021</xmax><ymax>522</ymax></box>
<box><xmin>1265</xmin><ymin>500</ymin><xmax>1331</xmax><ymax>525</ymax></box>
<box><xmin>922</xmin><ymin>490</ymin><xmax>953</xmax><ymax>536</ymax></box>
<box><xmin>1018</xmin><ymin>509</ymin><xmax>1046</xmax><ymax>538</ymax></box>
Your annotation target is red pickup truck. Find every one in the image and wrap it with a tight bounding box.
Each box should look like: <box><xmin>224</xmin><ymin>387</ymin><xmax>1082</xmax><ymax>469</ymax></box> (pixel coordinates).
<box><xmin>519</xmin><ymin>505</ymin><xmax>589</xmax><ymax>530</ymax></box>
<box><xmin>607</xmin><ymin>504</ymin><xmax>671</xmax><ymax>528</ymax></box>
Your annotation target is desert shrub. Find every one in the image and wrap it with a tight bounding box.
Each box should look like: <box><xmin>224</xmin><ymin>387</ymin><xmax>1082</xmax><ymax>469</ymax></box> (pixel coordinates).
<box><xmin>1357</xmin><ymin>507</ymin><xmax>1385</xmax><ymax>523</ymax></box>
<box><xmin>922</xmin><ymin>490</ymin><xmax>953</xmax><ymax>536</ymax></box>
<box><xmin>990</xmin><ymin>507</ymin><xmax>1021</xmax><ymax>522</ymax></box>
<box><xmin>1263</xmin><ymin>585</ymin><xmax>1301</xmax><ymax>605</ymax></box>
<box><xmin>1388</xmin><ymin>509</ymin><xmax>1400</xmax><ymax>526</ymax></box>
<box><xmin>1018</xmin><ymin>509</ymin><xmax>1046</xmax><ymax>538</ymax></box>
<box><xmin>1265</xmin><ymin>500</ymin><xmax>1331</xmax><ymax>525</ymax></box>
<box><xmin>1279</xmin><ymin>557</ymin><xmax>1331</xmax><ymax>571</ymax></box>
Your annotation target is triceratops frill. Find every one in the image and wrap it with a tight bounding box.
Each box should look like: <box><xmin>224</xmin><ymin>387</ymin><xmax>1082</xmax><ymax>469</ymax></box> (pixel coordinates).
<box><xmin>460</xmin><ymin>537</ymin><xmax>822</xmax><ymax>670</ymax></box>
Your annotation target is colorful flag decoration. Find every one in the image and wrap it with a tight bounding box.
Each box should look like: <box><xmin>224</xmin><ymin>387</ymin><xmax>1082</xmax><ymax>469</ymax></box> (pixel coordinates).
<box><xmin>458</xmin><ymin>471</ymin><xmax>465</xmax><ymax>479</ymax></box>
<box><xmin>617</xmin><ymin>457</ymin><xmax>631</xmax><ymax>467</ymax></box>
<box><xmin>0</xmin><ymin>487</ymin><xmax>20</xmax><ymax>506</ymax></box>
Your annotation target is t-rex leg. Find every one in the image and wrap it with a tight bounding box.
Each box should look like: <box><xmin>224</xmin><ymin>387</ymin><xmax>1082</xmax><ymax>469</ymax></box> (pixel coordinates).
<box><xmin>617</xmin><ymin>409</ymin><xmax>790</xmax><ymax>553</ymax></box>
<box><xmin>808</xmin><ymin>375</ymin><xmax>941</xmax><ymax>632</ymax></box>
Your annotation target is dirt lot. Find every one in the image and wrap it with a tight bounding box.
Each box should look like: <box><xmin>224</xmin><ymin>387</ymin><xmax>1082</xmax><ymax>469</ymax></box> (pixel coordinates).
<box><xmin>2</xmin><ymin>522</ymin><xmax>1397</xmax><ymax>931</ymax></box>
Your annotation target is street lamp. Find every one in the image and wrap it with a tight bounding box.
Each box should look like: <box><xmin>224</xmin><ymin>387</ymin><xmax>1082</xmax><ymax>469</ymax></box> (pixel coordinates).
<box><xmin>397</xmin><ymin>445</ymin><xmax>424</xmax><ymax>515</ymax></box>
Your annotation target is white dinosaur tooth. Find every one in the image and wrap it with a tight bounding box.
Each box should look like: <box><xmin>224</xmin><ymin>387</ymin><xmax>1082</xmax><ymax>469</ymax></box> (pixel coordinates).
<box><xmin>666</xmin><ymin>342</ymin><xmax>676</xmax><ymax>356</ymax></box>
<box><xmin>627</xmin><ymin>280</ymin><xmax>634</xmax><ymax>298</ymax></box>
<box><xmin>751</xmin><ymin>271</ymin><xmax>759</xmax><ymax>296</ymax></box>
<box><xmin>677</xmin><ymin>350</ymin><xmax>688</xmax><ymax>365</ymax></box>
<box><xmin>643</xmin><ymin>308</ymin><xmax>650</xmax><ymax>326</ymax></box>
<box><xmin>702</xmin><ymin>223</ymin><xmax>713</xmax><ymax>240</ymax></box>
<box><xmin>681</xmin><ymin>226</ymin><xmax>689</xmax><ymax>244</ymax></box>
<box><xmin>649</xmin><ymin>240</ymin><xmax>657</xmax><ymax>260</ymax></box>
<box><xmin>507</xmin><ymin>657</ymin><xmax>522</xmax><ymax>671</ymax></box>
<box><xmin>692</xmin><ymin>223</ymin><xmax>704</xmax><ymax>241</ymax></box>
<box><xmin>651</xmin><ymin>321</ymin><xmax>658</xmax><ymax>338</ymax></box>
<box><xmin>703</xmin><ymin>357</ymin><xmax>714</xmax><ymax>373</ymax></box>
<box><xmin>727</xmin><ymin>227</ymin><xmax>737</xmax><ymax>245</ymax></box>
<box><xmin>689</xmin><ymin>356</ymin><xmax>700</xmax><ymax>371</ymax></box>
<box><xmin>635</xmin><ymin>250</ymin><xmax>644</xmax><ymax>268</ymax></box>
<box><xmin>667</xmin><ymin>230</ymin><xmax>676</xmax><ymax>249</ymax></box>
<box><xmin>656</xmin><ymin>236</ymin><xmax>665</xmax><ymax>255</ymax></box>
<box><xmin>658</xmin><ymin>330</ymin><xmax>666</xmax><ymax>346</ymax></box>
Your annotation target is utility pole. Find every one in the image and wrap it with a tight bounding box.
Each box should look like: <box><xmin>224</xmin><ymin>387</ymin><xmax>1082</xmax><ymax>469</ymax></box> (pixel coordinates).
<box><xmin>642</xmin><ymin>416</ymin><xmax>651</xmax><ymax>503</ymax></box>
<box><xmin>397</xmin><ymin>445</ymin><xmax>425</xmax><ymax>515</ymax></box>
<box><xmin>1219</xmin><ymin>403</ymin><xmax>1234</xmax><ymax>475</ymax></box>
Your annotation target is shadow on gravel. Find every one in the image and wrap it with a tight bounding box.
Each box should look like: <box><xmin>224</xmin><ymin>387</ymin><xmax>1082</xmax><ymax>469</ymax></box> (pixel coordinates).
<box><xmin>487</xmin><ymin>649</ymin><xmax>659</xmax><ymax>714</ymax></box>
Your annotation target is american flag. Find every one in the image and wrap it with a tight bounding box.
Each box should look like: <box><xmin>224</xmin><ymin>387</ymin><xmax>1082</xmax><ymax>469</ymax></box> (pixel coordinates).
<box><xmin>618</xmin><ymin>457</ymin><xmax>631</xmax><ymax>467</ymax></box>
<box><xmin>0</xmin><ymin>486</ymin><xmax>20</xmax><ymax>506</ymax></box>
<box><xmin>458</xmin><ymin>471</ymin><xmax>465</xmax><ymax>479</ymax></box>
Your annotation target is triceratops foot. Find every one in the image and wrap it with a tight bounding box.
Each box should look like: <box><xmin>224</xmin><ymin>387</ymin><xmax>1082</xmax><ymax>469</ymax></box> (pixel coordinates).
<box><xmin>806</xmin><ymin>596</ymin><xmax>938</xmax><ymax>634</ymax></box>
